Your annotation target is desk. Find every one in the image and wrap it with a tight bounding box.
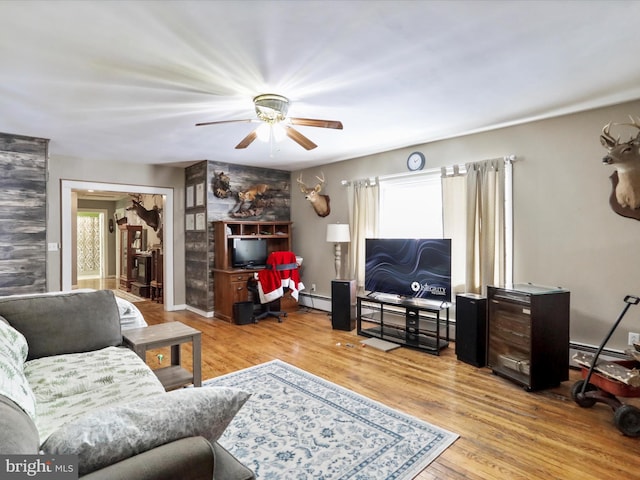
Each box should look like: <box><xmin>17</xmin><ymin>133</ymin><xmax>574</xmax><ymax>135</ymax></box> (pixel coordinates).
<box><xmin>123</xmin><ymin>322</ymin><xmax>202</xmax><ymax>390</ymax></box>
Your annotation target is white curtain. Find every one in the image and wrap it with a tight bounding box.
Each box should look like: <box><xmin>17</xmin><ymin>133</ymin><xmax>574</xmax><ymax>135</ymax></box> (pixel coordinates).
<box><xmin>441</xmin><ymin>172</ymin><xmax>467</xmax><ymax>295</ymax></box>
<box><xmin>465</xmin><ymin>158</ymin><xmax>506</xmax><ymax>294</ymax></box>
<box><xmin>347</xmin><ymin>180</ymin><xmax>379</xmax><ymax>288</ymax></box>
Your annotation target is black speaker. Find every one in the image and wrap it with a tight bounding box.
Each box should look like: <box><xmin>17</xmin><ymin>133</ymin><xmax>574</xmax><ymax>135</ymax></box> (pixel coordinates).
<box><xmin>331</xmin><ymin>280</ymin><xmax>356</xmax><ymax>330</ymax></box>
<box><xmin>455</xmin><ymin>293</ymin><xmax>487</xmax><ymax>367</ymax></box>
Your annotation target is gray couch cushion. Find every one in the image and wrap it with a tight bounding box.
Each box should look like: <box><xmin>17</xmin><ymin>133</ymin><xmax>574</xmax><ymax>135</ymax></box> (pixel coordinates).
<box><xmin>0</xmin><ymin>395</ymin><xmax>39</xmax><ymax>454</ymax></box>
<box><xmin>0</xmin><ymin>290</ymin><xmax>122</xmax><ymax>360</ymax></box>
<box><xmin>79</xmin><ymin>437</ymin><xmax>216</xmax><ymax>480</ymax></box>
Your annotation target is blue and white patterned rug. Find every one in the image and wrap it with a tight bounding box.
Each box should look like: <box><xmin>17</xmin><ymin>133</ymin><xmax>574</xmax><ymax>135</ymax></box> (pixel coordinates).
<box><xmin>204</xmin><ymin>359</ymin><xmax>458</xmax><ymax>479</ymax></box>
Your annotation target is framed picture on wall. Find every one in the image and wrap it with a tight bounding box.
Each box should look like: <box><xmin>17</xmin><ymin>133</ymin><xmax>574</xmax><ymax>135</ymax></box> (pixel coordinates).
<box><xmin>195</xmin><ymin>212</ymin><xmax>206</xmax><ymax>231</ymax></box>
<box><xmin>186</xmin><ymin>185</ymin><xmax>194</xmax><ymax>209</ymax></box>
<box><xmin>196</xmin><ymin>182</ymin><xmax>205</xmax><ymax>206</ymax></box>
<box><xmin>185</xmin><ymin>213</ymin><xmax>195</xmax><ymax>231</ymax></box>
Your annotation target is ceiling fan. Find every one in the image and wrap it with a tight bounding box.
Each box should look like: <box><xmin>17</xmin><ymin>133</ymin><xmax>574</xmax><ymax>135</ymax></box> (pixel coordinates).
<box><xmin>195</xmin><ymin>94</ymin><xmax>343</xmax><ymax>150</ymax></box>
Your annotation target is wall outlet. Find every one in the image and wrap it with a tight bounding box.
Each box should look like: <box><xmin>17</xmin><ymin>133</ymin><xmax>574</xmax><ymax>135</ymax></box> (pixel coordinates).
<box><xmin>629</xmin><ymin>332</ymin><xmax>640</xmax><ymax>346</ymax></box>
<box><xmin>311</xmin><ymin>284</ymin><xmax>316</xmax><ymax>292</ymax></box>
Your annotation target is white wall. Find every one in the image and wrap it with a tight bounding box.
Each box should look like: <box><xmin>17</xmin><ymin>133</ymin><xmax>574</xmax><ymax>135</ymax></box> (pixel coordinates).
<box><xmin>292</xmin><ymin>99</ymin><xmax>640</xmax><ymax>352</ymax></box>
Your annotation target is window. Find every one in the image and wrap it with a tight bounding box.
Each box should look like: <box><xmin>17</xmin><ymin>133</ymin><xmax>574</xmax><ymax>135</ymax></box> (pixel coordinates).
<box><xmin>377</xmin><ymin>162</ymin><xmax>513</xmax><ymax>296</ymax></box>
<box><xmin>378</xmin><ymin>172</ymin><xmax>443</xmax><ymax>238</ymax></box>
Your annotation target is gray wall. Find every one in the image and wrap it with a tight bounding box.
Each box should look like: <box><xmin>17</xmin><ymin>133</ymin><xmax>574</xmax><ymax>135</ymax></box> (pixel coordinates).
<box><xmin>291</xmin><ymin>99</ymin><xmax>640</xmax><ymax>352</ymax></box>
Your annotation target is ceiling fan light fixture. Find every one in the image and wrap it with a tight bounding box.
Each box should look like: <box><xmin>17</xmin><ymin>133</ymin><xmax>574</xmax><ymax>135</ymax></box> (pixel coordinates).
<box><xmin>256</xmin><ymin>122</ymin><xmax>286</xmax><ymax>143</ymax></box>
<box><xmin>196</xmin><ymin>93</ymin><xmax>341</xmax><ymax>151</ymax></box>
<box><xmin>272</xmin><ymin>123</ymin><xmax>286</xmax><ymax>141</ymax></box>
<box><xmin>256</xmin><ymin>123</ymin><xmax>271</xmax><ymax>141</ymax></box>
<box><xmin>254</xmin><ymin>94</ymin><xmax>289</xmax><ymax>123</ymax></box>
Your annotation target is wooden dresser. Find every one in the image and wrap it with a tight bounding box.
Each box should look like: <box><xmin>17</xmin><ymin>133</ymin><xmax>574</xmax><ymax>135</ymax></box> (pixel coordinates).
<box><xmin>487</xmin><ymin>284</ymin><xmax>570</xmax><ymax>391</ymax></box>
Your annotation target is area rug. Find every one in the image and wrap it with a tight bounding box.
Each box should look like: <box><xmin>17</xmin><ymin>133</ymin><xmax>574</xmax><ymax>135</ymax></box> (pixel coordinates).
<box><xmin>204</xmin><ymin>359</ymin><xmax>458</xmax><ymax>479</ymax></box>
<box><xmin>111</xmin><ymin>288</ymin><xmax>145</xmax><ymax>303</ymax></box>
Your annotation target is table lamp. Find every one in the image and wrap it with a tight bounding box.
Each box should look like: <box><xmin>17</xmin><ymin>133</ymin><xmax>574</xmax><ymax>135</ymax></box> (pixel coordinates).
<box><xmin>326</xmin><ymin>223</ymin><xmax>350</xmax><ymax>279</ymax></box>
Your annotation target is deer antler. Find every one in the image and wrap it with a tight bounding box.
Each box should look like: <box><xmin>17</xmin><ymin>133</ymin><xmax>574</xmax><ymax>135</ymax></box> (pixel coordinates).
<box><xmin>296</xmin><ymin>173</ymin><xmax>309</xmax><ymax>193</ymax></box>
<box><xmin>602</xmin><ymin>116</ymin><xmax>640</xmax><ymax>148</ymax></box>
<box><xmin>601</xmin><ymin>122</ymin><xmax>620</xmax><ymax>148</ymax></box>
<box><xmin>618</xmin><ymin>115</ymin><xmax>640</xmax><ymax>142</ymax></box>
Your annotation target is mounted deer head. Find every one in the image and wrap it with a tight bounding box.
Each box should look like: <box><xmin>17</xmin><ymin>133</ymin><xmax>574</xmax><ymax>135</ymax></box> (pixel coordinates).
<box><xmin>297</xmin><ymin>172</ymin><xmax>330</xmax><ymax>217</ymax></box>
<box><xmin>600</xmin><ymin>115</ymin><xmax>640</xmax><ymax>211</ymax></box>
<box><xmin>126</xmin><ymin>197</ymin><xmax>162</xmax><ymax>232</ymax></box>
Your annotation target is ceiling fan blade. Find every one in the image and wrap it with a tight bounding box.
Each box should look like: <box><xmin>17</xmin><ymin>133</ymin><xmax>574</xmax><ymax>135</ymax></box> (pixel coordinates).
<box><xmin>235</xmin><ymin>130</ymin><xmax>258</xmax><ymax>149</ymax></box>
<box><xmin>195</xmin><ymin>119</ymin><xmax>253</xmax><ymax>127</ymax></box>
<box><xmin>289</xmin><ymin>117</ymin><xmax>343</xmax><ymax>130</ymax></box>
<box><xmin>285</xmin><ymin>126</ymin><xmax>318</xmax><ymax>150</ymax></box>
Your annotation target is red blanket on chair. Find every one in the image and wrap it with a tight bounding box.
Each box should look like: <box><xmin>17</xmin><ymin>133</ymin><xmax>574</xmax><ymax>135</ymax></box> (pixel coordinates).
<box><xmin>257</xmin><ymin>251</ymin><xmax>304</xmax><ymax>303</ymax></box>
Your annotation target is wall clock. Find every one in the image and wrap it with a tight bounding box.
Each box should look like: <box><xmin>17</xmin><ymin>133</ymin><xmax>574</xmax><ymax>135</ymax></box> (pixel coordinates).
<box><xmin>407</xmin><ymin>151</ymin><xmax>425</xmax><ymax>171</ymax></box>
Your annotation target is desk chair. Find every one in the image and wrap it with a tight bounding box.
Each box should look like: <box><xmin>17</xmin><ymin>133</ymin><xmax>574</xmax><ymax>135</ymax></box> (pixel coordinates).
<box><xmin>250</xmin><ymin>251</ymin><xmax>304</xmax><ymax>323</ymax></box>
<box><xmin>247</xmin><ymin>278</ymin><xmax>287</xmax><ymax>322</ymax></box>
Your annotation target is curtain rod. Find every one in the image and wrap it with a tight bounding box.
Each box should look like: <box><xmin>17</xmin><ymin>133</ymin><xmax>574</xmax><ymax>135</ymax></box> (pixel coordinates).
<box><xmin>341</xmin><ymin>154</ymin><xmax>517</xmax><ymax>187</ymax></box>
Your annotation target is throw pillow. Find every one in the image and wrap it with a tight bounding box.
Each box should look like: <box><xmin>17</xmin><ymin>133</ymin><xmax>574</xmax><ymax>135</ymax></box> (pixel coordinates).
<box><xmin>0</xmin><ymin>319</ymin><xmax>36</xmax><ymax>421</ymax></box>
<box><xmin>0</xmin><ymin>290</ymin><xmax>122</xmax><ymax>360</ymax></box>
<box><xmin>41</xmin><ymin>386</ymin><xmax>251</xmax><ymax>476</ymax></box>
<box><xmin>0</xmin><ymin>315</ymin><xmax>28</xmax><ymax>364</ymax></box>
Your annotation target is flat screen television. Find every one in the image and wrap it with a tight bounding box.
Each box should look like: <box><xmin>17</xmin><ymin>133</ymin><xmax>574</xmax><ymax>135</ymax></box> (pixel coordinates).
<box><xmin>364</xmin><ymin>238</ymin><xmax>452</xmax><ymax>302</ymax></box>
<box><xmin>232</xmin><ymin>238</ymin><xmax>268</xmax><ymax>268</ymax></box>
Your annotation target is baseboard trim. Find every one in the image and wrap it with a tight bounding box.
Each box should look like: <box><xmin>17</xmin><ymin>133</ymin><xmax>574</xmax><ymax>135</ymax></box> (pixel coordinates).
<box><xmin>184</xmin><ymin>304</ymin><xmax>214</xmax><ymax>318</ymax></box>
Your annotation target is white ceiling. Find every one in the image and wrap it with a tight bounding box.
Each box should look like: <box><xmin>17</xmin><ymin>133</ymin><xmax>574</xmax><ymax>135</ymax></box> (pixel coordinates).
<box><xmin>2</xmin><ymin>0</ymin><xmax>640</xmax><ymax>172</ymax></box>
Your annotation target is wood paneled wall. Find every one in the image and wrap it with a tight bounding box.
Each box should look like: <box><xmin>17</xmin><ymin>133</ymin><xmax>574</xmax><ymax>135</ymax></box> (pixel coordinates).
<box><xmin>184</xmin><ymin>160</ymin><xmax>290</xmax><ymax>313</ymax></box>
<box><xmin>0</xmin><ymin>133</ymin><xmax>49</xmax><ymax>295</ymax></box>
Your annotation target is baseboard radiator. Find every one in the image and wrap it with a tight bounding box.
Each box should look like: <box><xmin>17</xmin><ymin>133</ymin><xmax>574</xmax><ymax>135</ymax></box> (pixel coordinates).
<box><xmin>298</xmin><ymin>292</ymin><xmax>331</xmax><ymax>312</ymax></box>
<box><xmin>568</xmin><ymin>342</ymin><xmax>628</xmax><ymax>369</ymax></box>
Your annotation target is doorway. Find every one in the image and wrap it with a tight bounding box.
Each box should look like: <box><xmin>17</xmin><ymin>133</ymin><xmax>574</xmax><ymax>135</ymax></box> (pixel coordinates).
<box><xmin>61</xmin><ymin>180</ymin><xmax>175</xmax><ymax>311</ymax></box>
<box><xmin>77</xmin><ymin>210</ymin><xmax>107</xmax><ymax>281</ymax></box>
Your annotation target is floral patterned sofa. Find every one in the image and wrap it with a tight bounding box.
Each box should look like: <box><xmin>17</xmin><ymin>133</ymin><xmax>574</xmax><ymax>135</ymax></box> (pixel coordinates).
<box><xmin>0</xmin><ymin>289</ymin><xmax>254</xmax><ymax>480</ymax></box>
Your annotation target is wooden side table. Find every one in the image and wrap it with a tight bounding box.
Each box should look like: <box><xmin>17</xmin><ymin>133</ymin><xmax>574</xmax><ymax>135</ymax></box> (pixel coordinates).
<box><xmin>123</xmin><ymin>322</ymin><xmax>202</xmax><ymax>390</ymax></box>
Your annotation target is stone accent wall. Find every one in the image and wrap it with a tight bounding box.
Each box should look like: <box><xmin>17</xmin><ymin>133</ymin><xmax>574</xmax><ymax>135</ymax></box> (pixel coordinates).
<box><xmin>184</xmin><ymin>160</ymin><xmax>290</xmax><ymax>313</ymax></box>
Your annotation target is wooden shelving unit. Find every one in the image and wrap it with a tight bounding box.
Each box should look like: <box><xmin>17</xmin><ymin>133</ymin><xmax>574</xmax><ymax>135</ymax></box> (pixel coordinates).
<box><xmin>118</xmin><ymin>224</ymin><xmax>142</xmax><ymax>292</ymax></box>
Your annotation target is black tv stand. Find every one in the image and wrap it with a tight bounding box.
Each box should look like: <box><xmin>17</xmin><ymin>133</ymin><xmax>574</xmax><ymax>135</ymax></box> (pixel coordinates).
<box><xmin>357</xmin><ymin>294</ymin><xmax>451</xmax><ymax>355</ymax></box>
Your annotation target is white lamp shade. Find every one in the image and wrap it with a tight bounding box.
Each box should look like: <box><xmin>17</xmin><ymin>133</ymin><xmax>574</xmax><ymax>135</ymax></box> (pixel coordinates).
<box><xmin>326</xmin><ymin>223</ymin><xmax>350</xmax><ymax>243</ymax></box>
<box><xmin>256</xmin><ymin>123</ymin><xmax>271</xmax><ymax>141</ymax></box>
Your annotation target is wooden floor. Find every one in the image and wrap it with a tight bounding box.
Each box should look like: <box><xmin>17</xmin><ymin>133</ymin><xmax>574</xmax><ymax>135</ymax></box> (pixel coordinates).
<box><xmin>79</xmin><ymin>279</ymin><xmax>640</xmax><ymax>479</ymax></box>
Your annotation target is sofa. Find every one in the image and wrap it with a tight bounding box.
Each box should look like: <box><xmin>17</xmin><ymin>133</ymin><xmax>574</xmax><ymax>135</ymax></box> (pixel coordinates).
<box><xmin>0</xmin><ymin>289</ymin><xmax>255</xmax><ymax>480</ymax></box>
